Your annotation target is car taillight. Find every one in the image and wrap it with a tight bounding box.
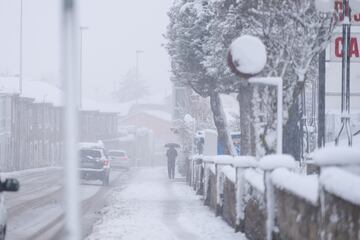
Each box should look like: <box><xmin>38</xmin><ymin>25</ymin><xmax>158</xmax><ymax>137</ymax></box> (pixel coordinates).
<box><xmin>121</xmin><ymin>157</ymin><xmax>128</xmax><ymax>161</ymax></box>
<box><xmin>103</xmin><ymin>160</ymin><xmax>110</xmax><ymax>166</ymax></box>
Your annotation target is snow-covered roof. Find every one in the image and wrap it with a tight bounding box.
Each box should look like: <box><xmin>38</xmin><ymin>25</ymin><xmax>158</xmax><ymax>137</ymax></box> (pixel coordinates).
<box><xmin>0</xmin><ymin>77</ymin><xmax>62</xmax><ymax>106</ymax></box>
<box><xmin>0</xmin><ymin>77</ymin><xmax>127</xmax><ymax>114</ymax></box>
<box><xmin>143</xmin><ymin>110</ymin><xmax>172</xmax><ymax>122</ymax></box>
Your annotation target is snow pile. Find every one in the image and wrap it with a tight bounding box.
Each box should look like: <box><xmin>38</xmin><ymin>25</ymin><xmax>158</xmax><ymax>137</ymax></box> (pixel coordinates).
<box><xmin>0</xmin><ymin>166</ymin><xmax>62</xmax><ymax>178</ymax></box>
<box><xmin>259</xmin><ymin>154</ymin><xmax>297</xmax><ymax>170</ymax></box>
<box><xmin>249</xmin><ymin>77</ymin><xmax>282</xmax><ymax>86</ymax></box>
<box><xmin>203</xmin><ymin>155</ymin><xmax>234</xmax><ymax>165</ymax></box>
<box><xmin>232</xmin><ymin>156</ymin><xmax>259</xmax><ymax>168</ymax></box>
<box><xmin>320</xmin><ymin>167</ymin><xmax>360</xmax><ymax>205</ymax></box>
<box><xmin>229</xmin><ymin>35</ymin><xmax>267</xmax><ymax>75</ymax></box>
<box><xmin>221</xmin><ymin>166</ymin><xmax>236</xmax><ymax>183</ymax></box>
<box><xmin>312</xmin><ymin>146</ymin><xmax>360</xmax><ymax>166</ymax></box>
<box><xmin>207</xmin><ymin>163</ymin><xmax>216</xmax><ymax>174</ymax></box>
<box><xmin>271</xmin><ymin>168</ymin><xmax>319</xmax><ymax>205</ymax></box>
<box><xmin>244</xmin><ymin>169</ymin><xmax>265</xmax><ymax>193</ymax></box>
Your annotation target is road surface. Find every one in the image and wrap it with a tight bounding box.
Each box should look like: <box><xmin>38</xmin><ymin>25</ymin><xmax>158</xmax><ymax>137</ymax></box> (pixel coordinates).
<box><xmin>3</xmin><ymin>167</ymin><xmax>128</xmax><ymax>240</ymax></box>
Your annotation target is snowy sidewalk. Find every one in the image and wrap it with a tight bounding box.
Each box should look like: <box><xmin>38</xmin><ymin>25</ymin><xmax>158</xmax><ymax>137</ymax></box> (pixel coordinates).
<box><xmin>86</xmin><ymin>167</ymin><xmax>246</xmax><ymax>240</ymax></box>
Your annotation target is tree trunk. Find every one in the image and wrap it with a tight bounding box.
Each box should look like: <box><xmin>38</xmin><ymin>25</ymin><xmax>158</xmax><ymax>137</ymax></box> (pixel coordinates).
<box><xmin>283</xmin><ymin>99</ymin><xmax>301</xmax><ymax>160</ymax></box>
<box><xmin>209</xmin><ymin>91</ymin><xmax>235</xmax><ymax>156</ymax></box>
<box><xmin>238</xmin><ymin>83</ymin><xmax>255</xmax><ymax>156</ymax></box>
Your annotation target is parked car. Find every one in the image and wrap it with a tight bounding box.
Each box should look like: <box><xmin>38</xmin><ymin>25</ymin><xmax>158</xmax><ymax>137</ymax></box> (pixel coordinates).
<box><xmin>79</xmin><ymin>143</ymin><xmax>110</xmax><ymax>186</ymax></box>
<box><xmin>0</xmin><ymin>178</ymin><xmax>19</xmax><ymax>240</ymax></box>
<box><xmin>108</xmin><ymin>150</ymin><xmax>130</xmax><ymax>169</ymax></box>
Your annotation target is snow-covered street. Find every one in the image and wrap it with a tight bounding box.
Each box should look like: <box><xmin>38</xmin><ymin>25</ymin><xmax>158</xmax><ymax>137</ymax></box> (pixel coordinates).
<box><xmin>86</xmin><ymin>167</ymin><xmax>246</xmax><ymax>240</ymax></box>
<box><xmin>2</xmin><ymin>168</ymin><xmax>128</xmax><ymax>239</ymax></box>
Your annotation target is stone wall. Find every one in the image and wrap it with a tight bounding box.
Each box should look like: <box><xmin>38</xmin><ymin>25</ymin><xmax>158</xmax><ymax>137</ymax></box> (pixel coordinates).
<box><xmin>205</xmin><ymin>171</ymin><xmax>217</xmax><ymax>212</ymax></box>
<box><xmin>321</xmin><ymin>191</ymin><xmax>360</xmax><ymax>240</ymax></box>
<box><xmin>274</xmin><ymin>188</ymin><xmax>319</xmax><ymax>240</ymax></box>
<box><xmin>222</xmin><ymin>177</ymin><xmax>236</xmax><ymax>228</ymax></box>
<box><xmin>188</xmin><ymin>155</ymin><xmax>360</xmax><ymax>240</ymax></box>
<box><xmin>244</xmin><ymin>184</ymin><xmax>266</xmax><ymax>240</ymax></box>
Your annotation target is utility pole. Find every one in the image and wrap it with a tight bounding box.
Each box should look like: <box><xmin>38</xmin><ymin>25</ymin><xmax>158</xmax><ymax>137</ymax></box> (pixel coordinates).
<box><xmin>19</xmin><ymin>0</ymin><xmax>23</xmax><ymax>94</ymax></box>
<box><xmin>62</xmin><ymin>0</ymin><xmax>81</xmax><ymax>239</ymax></box>
<box><xmin>318</xmin><ymin>49</ymin><xmax>326</xmax><ymax>148</ymax></box>
<box><xmin>79</xmin><ymin>26</ymin><xmax>89</xmax><ymax>109</ymax></box>
<box><xmin>135</xmin><ymin>50</ymin><xmax>144</xmax><ymax>105</ymax></box>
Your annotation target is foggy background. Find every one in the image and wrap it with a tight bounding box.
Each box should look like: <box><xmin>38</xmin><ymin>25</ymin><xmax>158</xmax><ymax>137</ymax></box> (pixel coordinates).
<box><xmin>0</xmin><ymin>0</ymin><xmax>172</xmax><ymax>102</ymax></box>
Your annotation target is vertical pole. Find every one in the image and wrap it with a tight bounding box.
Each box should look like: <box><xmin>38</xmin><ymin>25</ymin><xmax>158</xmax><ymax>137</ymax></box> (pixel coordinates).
<box><xmin>277</xmin><ymin>80</ymin><xmax>283</xmax><ymax>154</ymax></box>
<box><xmin>345</xmin><ymin>0</ymin><xmax>352</xmax><ymax>146</ymax></box>
<box><xmin>335</xmin><ymin>0</ymin><xmax>352</xmax><ymax>146</ymax></box>
<box><xmin>318</xmin><ymin>50</ymin><xmax>326</xmax><ymax>148</ymax></box>
<box><xmin>19</xmin><ymin>0</ymin><xmax>23</xmax><ymax>94</ymax></box>
<box><xmin>135</xmin><ymin>51</ymin><xmax>139</xmax><ymax>105</ymax></box>
<box><xmin>79</xmin><ymin>28</ymin><xmax>83</xmax><ymax>109</ymax></box>
<box><xmin>62</xmin><ymin>0</ymin><xmax>80</xmax><ymax>239</ymax></box>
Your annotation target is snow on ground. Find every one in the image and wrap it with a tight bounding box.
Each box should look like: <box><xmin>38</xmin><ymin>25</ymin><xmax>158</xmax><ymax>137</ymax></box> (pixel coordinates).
<box><xmin>86</xmin><ymin>167</ymin><xmax>246</xmax><ymax>240</ymax></box>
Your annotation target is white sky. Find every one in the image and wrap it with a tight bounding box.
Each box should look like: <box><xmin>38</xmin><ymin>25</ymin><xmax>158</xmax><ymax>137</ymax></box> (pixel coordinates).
<box><xmin>0</xmin><ymin>0</ymin><xmax>172</xmax><ymax>102</ymax></box>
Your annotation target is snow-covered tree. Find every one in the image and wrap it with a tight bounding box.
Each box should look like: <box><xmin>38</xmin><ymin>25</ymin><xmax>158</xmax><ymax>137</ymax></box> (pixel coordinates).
<box><xmin>113</xmin><ymin>68</ymin><xmax>149</xmax><ymax>103</ymax></box>
<box><xmin>203</xmin><ymin>0</ymin><xmax>336</xmax><ymax>158</ymax></box>
<box><xmin>239</xmin><ymin>0</ymin><xmax>336</xmax><ymax>158</ymax></box>
<box><xmin>166</xmin><ymin>0</ymin><xmax>236</xmax><ymax>155</ymax></box>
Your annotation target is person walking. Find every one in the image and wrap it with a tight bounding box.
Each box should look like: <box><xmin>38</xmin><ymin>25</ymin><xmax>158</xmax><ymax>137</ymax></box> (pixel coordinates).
<box><xmin>166</xmin><ymin>146</ymin><xmax>177</xmax><ymax>179</ymax></box>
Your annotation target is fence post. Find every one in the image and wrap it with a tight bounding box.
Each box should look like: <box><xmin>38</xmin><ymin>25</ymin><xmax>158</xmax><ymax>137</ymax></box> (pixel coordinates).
<box><xmin>259</xmin><ymin>154</ymin><xmax>296</xmax><ymax>240</ymax></box>
<box><xmin>232</xmin><ymin>156</ymin><xmax>258</xmax><ymax>232</ymax></box>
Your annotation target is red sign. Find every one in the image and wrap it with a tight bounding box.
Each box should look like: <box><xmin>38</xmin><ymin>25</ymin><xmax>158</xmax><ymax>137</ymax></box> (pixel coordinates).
<box><xmin>335</xmin><ymin>0</ymin><xmax>360</xmax><ymax>25</ymax></box>
<box><xmin>330</xmin><ymin>34</ymin><xmax>360</xmax><ymax>62</ymax></box>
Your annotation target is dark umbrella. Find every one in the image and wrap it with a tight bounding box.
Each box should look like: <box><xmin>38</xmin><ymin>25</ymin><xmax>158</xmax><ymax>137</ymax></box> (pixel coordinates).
<box><xmin>164</xmin><ymin>143</ymin><xmax>181</xmax><ymax>148</ymax></box>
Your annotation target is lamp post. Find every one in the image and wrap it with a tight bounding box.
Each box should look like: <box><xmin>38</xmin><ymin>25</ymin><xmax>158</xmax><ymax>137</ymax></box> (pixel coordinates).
<box><xmin>227</xmin><ymin>35</ymin><xmax>283</xmax><ymax>154</ymax></box>
<box><xmin>315</xmin><ymin>0</ymin><xmax>360</xmax><ymax>146</ymax></box>
<box><xmin>79</xmin><ymin>26</ymin><xmax>88</xmax><ymax>109</ymax></box>
<box><xmin>62</xmin><ymin>0</ymin><xmax>81</xmax><ymax>239</ymax></box>
<box><xmin>19</xmin><ymin>0</ymin><xmax>23</xmax><ymax>94</ymax></box>
<box><xmin>135</xmin><ymin>50</ymin><xmax>144</xmax><ymax>104</ymax></box>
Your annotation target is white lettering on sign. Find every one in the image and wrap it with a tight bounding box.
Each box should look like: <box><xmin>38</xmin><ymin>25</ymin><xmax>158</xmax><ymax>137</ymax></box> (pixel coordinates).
<box><xmin>330</xmin><ymin>34</ymin><xmax>360</xmax><ymax>62</ymax></box>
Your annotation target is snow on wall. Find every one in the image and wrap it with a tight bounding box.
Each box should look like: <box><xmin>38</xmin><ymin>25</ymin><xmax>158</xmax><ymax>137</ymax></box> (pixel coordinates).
<box><xmin>320</xmin><ymin>167</ymin><xmax>360</xmax><ymax>206</ymax></box>
<box><xmin>244</xmin><ymin>169</ymin><xmax>265</xmax><ymax>193</ymax></box>
<box><xmin>271</xmin><ymin>168</ymin><xmax>319</xmax><ymax>205</ymax></box>
<box><xmin>312</xmin><ymin>146</ymin><xmax>360</xmax><ymax>166</ymax></box>
<box><xmin>221</xmin><ymin>166</ymin><xmax>236</xmax><ymax>183</ymax></box>
<box><xmin>259</xmin><ymin>154</ymin><xmax>297</xmax><ymax>170</ymax></box>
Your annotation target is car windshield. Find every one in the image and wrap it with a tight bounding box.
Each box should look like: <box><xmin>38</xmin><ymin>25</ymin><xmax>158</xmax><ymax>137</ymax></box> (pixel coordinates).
<box><xmin>109</xmin><ymin>151</ymin><xmax>126</xmax><ymax>157</ymax></box>
<box><xmin>80</xmin><ymin>149</ymin><xmax>102</xmax><ymax>159</ymax></box>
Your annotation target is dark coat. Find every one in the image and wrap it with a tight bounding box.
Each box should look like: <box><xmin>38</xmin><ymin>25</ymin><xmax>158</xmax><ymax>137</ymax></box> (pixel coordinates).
<box><xmin>166</xmin><ymin>148</ymin><xmax>177</xmax><ymax>161</ymax></box>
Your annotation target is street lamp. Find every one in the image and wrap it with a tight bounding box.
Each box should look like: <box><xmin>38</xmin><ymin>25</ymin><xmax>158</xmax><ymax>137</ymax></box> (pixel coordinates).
<box><xmin>135</xmin><ymin>50</ymin><xmax>144</xmax><ymax>104</ymax></box>
<box><xmin>315</xmin><ymin>0</ymin><xmax>360</xmax><ymax>146</ymax></box>
<box><xmin>19</xmin><ymin>0</ymin><xmax>23</xmax><ymax>94</ymax></box>
<box><xmin>79</xmin><ymin>26</ymin><xmax>89</xmax><ymax>109</ymax></box>
<box><xmin>62</xmin><ymin>0</ymin><xmax>81</xmax><ymax>239</ymax></box>
<box><xmin>228</xmin><ymin>35</ymin><xmax>284</xmax><ymax>154</ymax></box>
